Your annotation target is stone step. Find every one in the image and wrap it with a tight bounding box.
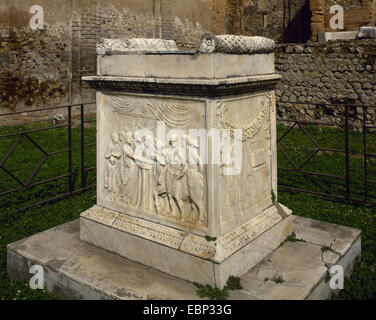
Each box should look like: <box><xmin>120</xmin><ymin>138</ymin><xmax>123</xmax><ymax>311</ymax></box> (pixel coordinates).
<box><xmin>7</xmin><ymin>215</ymin><xmax>361</xmax><ymax>300</ymax></box>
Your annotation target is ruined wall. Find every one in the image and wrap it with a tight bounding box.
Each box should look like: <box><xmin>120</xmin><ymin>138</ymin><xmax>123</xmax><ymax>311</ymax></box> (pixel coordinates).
<box><xmin>0</xmin><ymin>0</ymin><xmax>72</xmax><ymax>116</ymax></box>
<box><xmin>311</xmin><ymin>0</ymin><xmax>375</xmax><ymax>41</ymax></box>
<box><xmin>0</xmin><ymin>0</ymin><xmax>314</xmax><ymax>118</ymax></box>
<box><xmin>224</xmin><ymin>0</ymin><xmax>311</xmax><ymax>43</ymax></box>
<box><xmin>275</xmin><ymin>39</ymin><xmax>376</xmax><ymax>128</ymax></box>
<box><xmin>1</xmin><ymin>0</ymin><xmax>376</xmax><ymax>122</ymax></box>
<box><xmin>0</xmin><ymin>0</ymin><xmax>219</xmax><ymax>116</ymax></box>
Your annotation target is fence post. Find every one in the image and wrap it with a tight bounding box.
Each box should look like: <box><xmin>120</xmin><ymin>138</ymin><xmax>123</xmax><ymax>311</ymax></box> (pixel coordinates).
<box><xmin>81</xmin><ymin>104</ymin><xmax>86</xmax><ymax>189</ymax></box>
<box><xmin>363</xmin><ymin>105</ymin><xmax>368</xmax><ymax>203</ymax></box>
<box><xmin>345</xmin><ymin>105</ymin><xmax>350</xmax><ymax>200</ymax></box>
<box><xmin>68</xmin><ymin>105</ymin><xmax>73</xmax><ymax>194</ymax></box>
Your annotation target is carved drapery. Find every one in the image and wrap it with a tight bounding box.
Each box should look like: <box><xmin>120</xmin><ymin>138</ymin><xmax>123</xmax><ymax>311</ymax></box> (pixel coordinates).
<box><xmin>111</xmin><ymin>95</ymin><xmax>195</xmax><ymax>129</ymax></box>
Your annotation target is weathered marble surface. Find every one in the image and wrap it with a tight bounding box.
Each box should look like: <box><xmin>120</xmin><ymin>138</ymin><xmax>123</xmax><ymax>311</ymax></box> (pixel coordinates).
<box><xmin>97</xmin><ymin>53</ymin><xmax>275</xmax><ymax>79</ymax></box>
<box><xmin>80</xmin><ymin>204</ymin><xmax>291</xmax><ymax>263</ymax></box>
<box><xmin>198</xmin><ymin>33</ymin><xmax>276</xmax><ymax>54</ymax></box>
<box><xmin>80</xmin><ymin>203</ymin><xmax>292</xmax><ymax>288</ymax></box>
<box><xmin>97</xmin><ymin>38</ymin><xmax>178</xmax><ymax>54</ymax></box>
<box><xmin>95</xmin><ymin>90</ymin><xmax>278</xmax><ymax>237</ymax></box>
<box><xmin>7</xmin><ymin>216</ymin><xmax>361</xmax><ymax>300</ymax></box>
<box><xmin>82</xmin><ymin>36</ymin><xmax>289</xmax><ymax>288</ymax></box>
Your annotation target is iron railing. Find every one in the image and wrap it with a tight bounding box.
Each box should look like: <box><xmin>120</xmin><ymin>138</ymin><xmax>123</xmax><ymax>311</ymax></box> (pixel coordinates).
<box><xmin>0</xmin><ymin>101</ymin><xmax>375</xmax><ymax>214</ymax></box>
<box><xmin>277</xmin><ymin>102</ymin><xmax>376</xmax><ymax>205</ymax></box>
<box><xmin>0</xmin><ymin>102</ymin><xmax>96</xmax><ymax>213</ymax></box>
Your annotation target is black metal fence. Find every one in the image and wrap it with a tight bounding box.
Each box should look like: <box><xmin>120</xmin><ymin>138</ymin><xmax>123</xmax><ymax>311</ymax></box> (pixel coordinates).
<box><xmin>277</xmin><ymin>102</ymin><xmax>376</xmax><ymax>205</ymax></box>
<box><xmin>0</xmin><ymin>101</ymin><xmax>375</xmax><ymax>214</ymax></box>
<box><xmin>0</xmin><ymin>102</ymin><xmax>96</xmax><ymax>213</ymax></box>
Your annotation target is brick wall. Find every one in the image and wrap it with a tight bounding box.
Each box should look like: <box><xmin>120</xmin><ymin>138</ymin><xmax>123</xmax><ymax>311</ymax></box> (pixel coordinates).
<box><xmin>0</xmin><ymin>0</ymin><xmax>72</xmax><ymax>117</ymax></box>
<box><xmin>228</xmin><ymin>0</ymin><xmax>312</xmax><ymax>43</ymax></box>
<box><xmin>311</xmin><ymin>0</ymin><xmax>375</xmax><ymax>41</ymax></box>
<box><xmin>1</xmin><ymin>0</ymin><xmax>376</xmax><ymax>122</ymax></box>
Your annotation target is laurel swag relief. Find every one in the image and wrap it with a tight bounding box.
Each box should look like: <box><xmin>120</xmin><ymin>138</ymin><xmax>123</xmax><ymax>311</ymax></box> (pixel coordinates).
<box><xmin>218</xmin><ymin>94</ymin><xmax>273</xmax><ymax>225</ymax></box>
<box><xmin>103</xmin><ymin>95</ymin><xmax>207</xmax><ymax>226</ymax></box>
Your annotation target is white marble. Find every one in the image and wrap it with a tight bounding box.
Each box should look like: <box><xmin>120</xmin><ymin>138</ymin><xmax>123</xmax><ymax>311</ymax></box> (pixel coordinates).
<box><xmin>198</xmin><ymin>34</ymin><xmax>275</xmax><ymax>54</ymax></box>
<box><xmin>98</xmin><ymin>53</ymin><xmax>275</xmax><ymax>78</ymax></box>
<box><xmin>97</xmin><ymin>38</ymin><xmax>178</xmax><ymax>54</ymax></box>
<box><xmin>81</xmin><ymin>36</ymin><xmax>293</xmax><ymax>289</ymax></box>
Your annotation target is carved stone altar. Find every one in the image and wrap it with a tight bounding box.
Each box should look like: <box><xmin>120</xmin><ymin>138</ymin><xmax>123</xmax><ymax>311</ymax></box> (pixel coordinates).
<box><xmin>81</xmin><ymin>36</ymin><xmax>292</xmax><ymax>288</ymax></box>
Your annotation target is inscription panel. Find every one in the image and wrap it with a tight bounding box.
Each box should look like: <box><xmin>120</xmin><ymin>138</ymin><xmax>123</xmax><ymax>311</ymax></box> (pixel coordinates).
<box><xmin>81</xmin><ymin>205</ymin><xmax>283</xmax><ymax>263</ymax></box>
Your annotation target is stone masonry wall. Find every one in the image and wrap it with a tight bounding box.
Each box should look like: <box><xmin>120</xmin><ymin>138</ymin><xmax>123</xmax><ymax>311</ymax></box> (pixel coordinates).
<box><xmin>0</xmin><ymin>0</ymin><xmax>217</xmax><ymax>120</ymax></box>
<box><xmin>227</xmin><ymin>0</ymin><xmax>312</xmax><ymax>43</ymax></box>
<box><xmin>1</xmin><ymin>0</ymin><xmax>376</xmax><ymax>127</ymax></box>
<box><xmin>0</xmin><ymin>0</ymin><xmax>72</xmax><ymax>119</ymax></box>
<box><xmin>275</xmin><ymin>39</ymin><xmax>376</xmax><ymax>128</ymax></box>
<box><xmin>0</xmin><ymin>0</ymin><xmax>315</xmax><ymax>121</ymax></box>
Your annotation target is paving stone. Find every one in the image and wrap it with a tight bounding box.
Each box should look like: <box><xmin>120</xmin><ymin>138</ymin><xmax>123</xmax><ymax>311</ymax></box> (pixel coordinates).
<box><xmin>322</xmin><ymin>250</ymin><xmax>340</xmax><ymax>267</ymax></box>
<box><xmin>292</xmin><ymin>216</ymin><xmax>361</xmax><ymax>253</ymax></box>
<box><xmin>7</xmin><ymin>216</ymin><xmax>361</xmax><ymax>300</ymax></box>
<box><xmin>271</xmin><ymin>242</ymin><xmax>325</xmax><ymax>270</ymax></box>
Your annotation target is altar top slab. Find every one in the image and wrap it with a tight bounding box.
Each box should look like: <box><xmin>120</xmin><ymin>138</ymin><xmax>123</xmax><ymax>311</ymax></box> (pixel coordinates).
<box><xmin>96</xmin><ymin>52</ymin><xmax>275</xmax><ymax>80</ymax></box>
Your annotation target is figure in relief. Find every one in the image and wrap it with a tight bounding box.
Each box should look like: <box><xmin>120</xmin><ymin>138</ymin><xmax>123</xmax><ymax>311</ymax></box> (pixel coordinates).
<box><xmin>120</xmin><ymin>130</ymin><xmax>139</xmax><ymax>206</ymax></box>
<box><xmin>219</xmin><ymin>142</ymin><xmax>239</xmax><ymax>209</ymax></box>
<box><xmin>104</xmin><ymin>130</ymin><xmax>207</xmax><ymax>225</ymax></box>
<box><xmin>161</xmin><ymin>135</ymin><xmax>206</xmax><ymax>223</ymax></box>
<box><xmin>154</xmin><ymin>140</ymin><xmax>169</xmax><ymax>216</ymax></box>
<box><xmin>218</xmin><ymin>95</ymin><xmax>273</xmax><ymax>222</ymax></box>
<box><xmin>185</xmin><ymin>139</ymin><xmax>207</xmax><ymax>224</ymax></box>
<box><xmin>134</xmin><ymin>134</ymin><xmax>155</xmax><ymax>213</ymax></box>
<box><xmin>104</xmin><ymin>132</ymin><xmax>122</xmax><ymax>196</ymax></box>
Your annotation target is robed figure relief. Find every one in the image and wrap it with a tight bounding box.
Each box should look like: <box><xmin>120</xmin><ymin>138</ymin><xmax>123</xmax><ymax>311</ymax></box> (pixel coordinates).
<box><xmin>134</xmin><ymin>134</ymin><xmax>156</xmax><ymax>213</ymax></box>
<box><xmin>104</xmin><ymin>132</ymin><xmax>122</xmax><ymax>197</ymax></box>
<box><xmin>119</xmin><ymin>130</ymin><xmax>139</xmax><ymax>206</ymax></box>
<box><xmin>158</xmin><ymin>135</ymin><xmax>206</xmax><ymax>224</ymax></box>
<box><xmin>104</xmin><ymin>131</ymin><xmax>207</xmax><ymax>226</ymax></box>
<box><xmin>102</xmin><ymin>95</ymin><xmax>207</xmax><ymax>226</ymax></box>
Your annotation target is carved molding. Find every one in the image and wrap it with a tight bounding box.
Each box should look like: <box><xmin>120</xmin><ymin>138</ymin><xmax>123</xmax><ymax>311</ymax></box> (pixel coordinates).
<box><xmin>81</xmin><ymin>205</ymin><xmax>290</xmax><ymax>263</ymax></box>
<box><xmin>113</xmin><ymin>214</ymin><xmax>186</xmax><ymax>249</ymax></box>
<box><xmin>97</xmin><ymin>38</ymin><xmax>179</xmax><ymax>54</ymax></box>
<box><xmin>83</xmin><ymin>74</ymin><xmax>282</xmax><ymax>97</ymax></box>
<box><xmin>198</xmin><ymin>33</ymin><xmax>275</xmax><ymax>54</ymax></box>
<box><xmin>216</xmin><ymin>208</ymin><xmax>282</xmax><ymax>259</ymax></box>
<box><xmin>110</xmin><ymin>95</ymin><xmax>196</xmax><ymax>128</ymax></box>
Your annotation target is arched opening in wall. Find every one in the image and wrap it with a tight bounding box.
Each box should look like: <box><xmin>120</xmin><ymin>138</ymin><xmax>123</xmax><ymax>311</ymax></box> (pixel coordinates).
<box><xmin>282</xmin><ymin>0</ymin><xmax>312</xmax><ymax>43</ymax></box>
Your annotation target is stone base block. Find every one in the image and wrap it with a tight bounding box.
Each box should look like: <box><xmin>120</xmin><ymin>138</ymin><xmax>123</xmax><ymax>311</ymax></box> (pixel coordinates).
<box><xmin>79</xmin><ymin>204</ymin><xmax>293</xmax><ymax>288</ymax></box>
<box><xmin>357</xmin><ymin>26</ymin><xmax>376</xmax><ymax>39</ymax></box>
<box><xmin>7</xmin><ymin>216</ymin><xmax>361</xmax><ymax>300</ymax></box>
<box><xmin>318</xmin><ymin>31</ymin><xmax>358</xmax><ymax>42</ymax></box>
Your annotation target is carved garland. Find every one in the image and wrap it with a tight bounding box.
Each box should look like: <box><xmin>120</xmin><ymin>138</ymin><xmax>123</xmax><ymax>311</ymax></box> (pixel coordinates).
<box><xmin>218</xmin><ymin>95</ymin><xmax>272</xmax><ymax>142</ymax></box>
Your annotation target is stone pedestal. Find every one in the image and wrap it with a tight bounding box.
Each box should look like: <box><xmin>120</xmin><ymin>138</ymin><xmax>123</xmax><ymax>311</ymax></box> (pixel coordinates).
<box><xmin>81</xmin><ymin>36</ymin><xmax>291</xmax><ymax>288</ymax></box>
<box><xmin>6</xmin><ymin>36</ymin><xmax>362</xmax><ymax>300</ymax></box>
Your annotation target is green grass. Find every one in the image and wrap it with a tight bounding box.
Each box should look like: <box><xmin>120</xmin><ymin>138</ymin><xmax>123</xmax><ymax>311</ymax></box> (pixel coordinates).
<box><xmin>271</xmin><ymin>276</ymin><xmax>285</xmax><ymax>284</ymax></box>
<box><xmin>0</xmin><ymin>121</ymin><xmax>96</xmax><ymax>213</ymax></box>
<box><xmin>281</xmin><ymin>231</ymin><xmax>306</xmax><ymax>245</ymax></box>
<box><xmin>277</xmin><ymin>124</ymin><xmax>376</xmax><ymax>299</ymax></box>
<box><xmin>194</xmin><ymin>276</ymin><xmax>243</xmax><ymax>300</ymax></box>
<box><xmin>0</xmin><ymin>190</ymin><xmax>96</xmax><ymax>300</ymax></box>
<box><xmin>277</xmin><ymin>124</ymin><xmax>376</xmax><ymax>202</ymax></box>
<box><xmin>0</xmin><ymin>122</ymin><xmax>375</xmax><ymax>299</ymax></box>
<box><xmin>0</xmin><ymin>120</ymin><xmax>96</xmax><ymax>300</ymax></box>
